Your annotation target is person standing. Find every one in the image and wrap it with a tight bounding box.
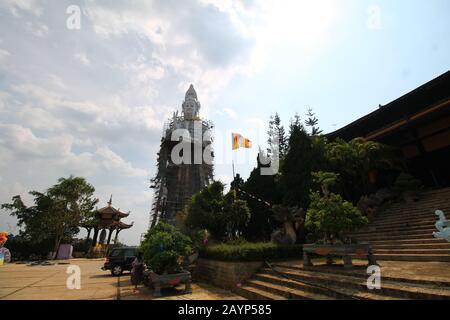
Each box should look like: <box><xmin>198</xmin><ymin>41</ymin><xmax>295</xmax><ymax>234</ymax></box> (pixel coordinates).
<box><xmin>131</xmin><ymin>252</ymin><xmax>145</xmax><ymax>293</ymax></box>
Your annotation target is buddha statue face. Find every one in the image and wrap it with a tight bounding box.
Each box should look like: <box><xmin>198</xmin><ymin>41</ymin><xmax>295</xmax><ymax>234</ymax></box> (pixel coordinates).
<box><xmin>182</xmin><ymin>84</ymin><xmax>200</xmax><ymax>120</ymax></box>
<box><xmin>183</xmin><ymin>99</ymin><xmax>197</xmax><ymax>119</ymax></box>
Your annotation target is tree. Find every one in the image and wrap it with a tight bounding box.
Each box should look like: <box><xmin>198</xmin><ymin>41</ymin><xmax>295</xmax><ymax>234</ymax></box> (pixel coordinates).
<box><xmin>305</xmin><ymin>171</ymin><xmax>368</xmax><ymax>243</ymax></box>
<box><xmin>224</xmin><ymin>190</ymin><xmax>250</xmax><ymax>240</ymax></box>
<box><xmin>140</xmin><ymin>222</ymin><xmax>192</xmax><ymax>274</ymax></box>
<box><xmin>305</xmin><ymin>108</ymin><xmax>322</xmax><ymax>136</ymax></box>
<box><xmin>267</xmin><ymin>113</ymin><xmax>288</xmax><ymax>160</ymax></box>
<box><xmin>240</xmin><ymin>153</ymin><xmax>282</xmax><ymax>241</ymax></box>
<box><xmin>325</xmin><ymin>138</ymin><xmax>394</xmax><ymax>201</ymax></box>
<box><xmin>184</xmin><ymin>181</ymin><xmax>251</xmax><ymax>241</ymax></box>
<box><xmin>1</xmin><ymin>176</ymin><xmax>98</xmax><ymax>257</ymax></box>
<box><xmin>281</xmin><ymin>114</ymin><xmax>314</xmax><ymax>208</ymax></box>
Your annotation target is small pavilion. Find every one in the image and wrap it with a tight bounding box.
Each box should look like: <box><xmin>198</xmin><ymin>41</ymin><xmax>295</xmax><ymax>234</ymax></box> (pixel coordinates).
<box><xmin>83</xmin><ymin>196</ymin><xmax>133</xmax><ymax>254</ymax></box>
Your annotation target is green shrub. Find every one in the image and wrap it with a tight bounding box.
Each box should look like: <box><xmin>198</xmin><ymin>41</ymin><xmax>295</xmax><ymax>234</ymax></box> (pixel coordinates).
<box><xmin>198</xmin><ymin>242</ymin><xmax>303</xmax><ymax>262</ymax></box>
<box><xmin>140</xmin><ymin>222</ymin><xmax>192</xmax><ymax>274</ymax></box>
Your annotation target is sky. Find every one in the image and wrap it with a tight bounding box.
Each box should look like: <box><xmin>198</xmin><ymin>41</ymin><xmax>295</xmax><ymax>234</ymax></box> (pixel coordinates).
<box><xmin>0</xmin><ymin>0</ymin><xmax>449</xmax><ymax>245</ymax></box>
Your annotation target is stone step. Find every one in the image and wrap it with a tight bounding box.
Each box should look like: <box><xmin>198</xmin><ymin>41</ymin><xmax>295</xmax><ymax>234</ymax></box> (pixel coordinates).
<box><xmin>271</xmin><ymin>263</ymin><xmax>450</xmax><ymax>288</ymax></box>
<box><xmin>234</xmin><ymin>284</ymin><xmax>287</xmax><ymax>300</ymax></box>
<box><xmin>253</xmin><ymin>273</ymin><xmax>395</xmax><ymax>300</ymax></box>
<box><xmin>354</xmin><ymin>232</ymin><xmax>435</xmax><ymax>242</ymax></box>
<box><xmin>351</xmin><ymin>224</ymin><xmax>436</xmax><ymax>236</ymax></box>
<box><xmin>368</xmin><ymin>238</ymin><xmax>449</xmax><ymax>246</ymax></box>
<box><xmin>385</xmin><ymin>200</ymin><xmax>448</xmax><ymax>209</ymax></box>
<box><xmin>375</xmin><ymin>208</ymin><xmax>450</xmax><ymax>218</ymax></box>
<box><xmin>372</xmin><ymin>243</ymin><xmax>450</xmax><ymax>250</ymax></box>
<box><xmin>368</xmin><ymin>217</ymin><xmax>436</xmax><ymax>229</ymax></box>
<box><xmin>375</xmin><ymin>203</ymin><xmax>450</xmax><ymax>218</ymax></box>
<box><xmin>374</xmin><ymin>254</ymin><xmax>450</xmax><ymax>262</ymax></box>
<box><xmin>371</xmin><ymin>215</ymin><xmax>437</xmax><ymax>226</ymax></box>
<box><xmin>374</xmin><ymin>248</ymin><xmax>450</xmax><ymax>255</ymax></box>
<box><xmin>371</xmin><ymin>210</ymin><xmax>441</xmax><ymax>223</ymax></box>
<box><xmin>387</xmin><ymin>197</ymin><xmax>450</xmax><ymax>207</ymax></box>
<box><xmin>246</xmin><ymin>278</ymin><xmax>334</xmax><ymax>300</ymax></box>
<box><xmin>270</xmin><ymin>266</ymin><xmax>450</xmax><ymax>299</ymax></box>
<box><xmin>350</xmin><ymin>227</ymin><xmax>436</xmax><ymax>238</ymax></box>
<box><xmin>361</xmin><ymin>223</ymin><xmax>436</xmax><ymax>235</ymax></box>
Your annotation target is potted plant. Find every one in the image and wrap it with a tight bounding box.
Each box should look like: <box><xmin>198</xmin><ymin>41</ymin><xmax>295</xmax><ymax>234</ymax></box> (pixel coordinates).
<box><xmin>140</xmin><ymin>222</ymin><xmax>193</xmax><ymax>296</ymax></box>
<box><xmin>304</xmin><ymin>172</ymin><xmax>373</xmax><ymax>268</ymax></box>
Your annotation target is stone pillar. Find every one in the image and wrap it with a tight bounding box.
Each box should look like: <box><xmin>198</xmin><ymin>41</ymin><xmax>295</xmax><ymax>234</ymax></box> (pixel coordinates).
<box><xmin>84</xmin><ymin>228</ymin><xmax>92</xmax><ymax>252</ymax></box>
<box><xmin>107</xmin><ymin>228</ymin><xmax>114</xmax><ymax>245</ymax></box>
<box><xmin>114</xmin><ymin>229</ymin><xmax>121</xmax><ymax>244</ymax></box>
<box><xmin>91</xmin><ymin>227</ymin><xmax>99</xmax><ymax>248</ymax></box>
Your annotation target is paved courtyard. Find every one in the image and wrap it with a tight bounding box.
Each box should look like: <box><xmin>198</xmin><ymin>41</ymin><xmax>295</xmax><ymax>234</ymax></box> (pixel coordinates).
<box><xmin>0</xmin><ymin>259</ymin><xmax>244</xmax><ymax>300</ymax></box>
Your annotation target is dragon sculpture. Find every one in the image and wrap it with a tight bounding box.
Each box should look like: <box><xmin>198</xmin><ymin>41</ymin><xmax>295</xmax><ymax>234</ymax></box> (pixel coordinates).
<box><xmin>270</xmin><ymin>206</ymin><xmax>304</xmax><ymax>245</ymax></box>
<box><xmin>433</xmin><ymin>210</ymin><xmax>450</xmax><ymax>242</ymax></box>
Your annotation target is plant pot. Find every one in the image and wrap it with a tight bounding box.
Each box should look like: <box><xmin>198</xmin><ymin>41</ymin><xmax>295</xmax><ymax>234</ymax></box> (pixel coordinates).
<box><xmin>303</xmin><ymin>243</ymin><xmax>377</xmax><ymax>269</ymax></box>
<box><xmin>149</xmin><ymin>270</ymin><xmax>192</xmax><ymax>297</ymax></box>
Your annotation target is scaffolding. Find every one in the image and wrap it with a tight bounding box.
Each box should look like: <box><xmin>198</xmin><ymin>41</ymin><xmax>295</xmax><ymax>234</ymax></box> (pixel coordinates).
<box><xmin>149</xmin><ymin>85</ymin><xmax>214</xmax><ymax>228</ymax></box>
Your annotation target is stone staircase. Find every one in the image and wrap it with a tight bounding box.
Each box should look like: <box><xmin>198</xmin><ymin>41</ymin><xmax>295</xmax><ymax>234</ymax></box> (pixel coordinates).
<box><xmin>235</xmin><ymin>188</ymin><xmax>450</xmax><ymax>300</ymax></box>
<box><xmin>235</xmin><ymin>262</ymin><xmax>450</xmax><ymax>300</ymax></box>
<box><xmin>348</xmin><ymin>187</ymin><xmax>450</xmax><ymax>262</ymax></box>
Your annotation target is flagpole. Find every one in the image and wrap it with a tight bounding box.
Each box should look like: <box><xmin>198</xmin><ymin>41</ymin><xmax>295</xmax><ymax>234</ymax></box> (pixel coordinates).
<box><xmin>232</xmin><ymin>159</ymin><xmax>235</xmax><ymax>179</ymax></box>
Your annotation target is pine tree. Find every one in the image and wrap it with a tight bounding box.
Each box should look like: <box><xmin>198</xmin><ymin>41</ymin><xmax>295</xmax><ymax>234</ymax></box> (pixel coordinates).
<box><xmin>273</xmin><ymin>113</ymin><xmax>288</xmax><ymax>158</ymax></box>
<box><xmin>282</xmin><ymin>114</ymin><xmax>314</xmax><ymax>208</ymax></box>
<box><xmin>305</xmin><ymin>108</ymin><xmax>322</xmax><ymax>136</ymax></box>
<box><xmin>267</xmin><ymin>113</ymin><xmax>288</xmax><ymax>160</ymax></box>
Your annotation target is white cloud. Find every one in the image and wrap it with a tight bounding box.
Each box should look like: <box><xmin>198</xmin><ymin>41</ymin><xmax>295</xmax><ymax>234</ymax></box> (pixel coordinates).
<box><xmin>95</xmin><ymin>147</ymin><xmax>148</xmax><ymax>178</ymax></box>
<box><xmin>1</xmin><ymin>0</ymin><xmax>42</xmax><ymax>17</ymax></box>
<box><xmin>27</xmin><ymin>22</ymin><xmax>48</xmax><ymax>37</ymax></box>
<box><xmin>223</xmin><ymin>107</ymin><xmax>237</xmax><ymax>119</ymax></box>
<box><xmin>0</xmin><ymin>48</ymin><xmax>10</xmax><ymax>60</ymax></box>
<box><xmin>74</xmin><ymin>53</ymin><xmax>91</xmax><ymax>66</ymax></box>
<box><xmin>0</xmin><ymin>124</ymin><xmax>73</xmax><ymax>158</ymax></box>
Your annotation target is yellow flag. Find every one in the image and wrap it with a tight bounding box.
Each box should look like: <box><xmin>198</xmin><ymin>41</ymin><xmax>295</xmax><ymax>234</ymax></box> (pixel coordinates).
<box><xmin>232</xmin><ymin>133</ymin><xmax>252</xmax><ymax>150</ymax></box>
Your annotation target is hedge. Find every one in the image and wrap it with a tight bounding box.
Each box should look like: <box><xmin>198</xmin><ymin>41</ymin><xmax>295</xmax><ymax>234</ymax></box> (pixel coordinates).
<box><xmin>198</xmin><ymin>242</ymin><xmax>303</xmax><ymax>262</ymax></box>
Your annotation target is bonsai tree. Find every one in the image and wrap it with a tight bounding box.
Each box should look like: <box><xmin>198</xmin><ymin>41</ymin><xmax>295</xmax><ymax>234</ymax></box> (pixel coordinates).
<box><xmin>140</xmin><ymin>222</ymin><xmax>192</xmax><ymax>275</ymax></box>
<box><xmin>305</xmin><ymin>171</ymin><xmax>368</xmax><ymax>243</ymax></box>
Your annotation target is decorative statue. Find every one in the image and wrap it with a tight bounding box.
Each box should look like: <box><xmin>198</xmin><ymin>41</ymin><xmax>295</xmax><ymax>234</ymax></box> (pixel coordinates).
<box><xmin>433</xmin><ymin>210</ymin><xmax>450</xmax><ymax>242</ymax></box>
<box><xmin>0</xmin><ymin>232</ymin><xmax>11</xmax><ymax>264</ymax></box>
<box><xmin>270</xmin><ymin>206</ymin><xmax>304</xmax><ymax>245</ymax></box>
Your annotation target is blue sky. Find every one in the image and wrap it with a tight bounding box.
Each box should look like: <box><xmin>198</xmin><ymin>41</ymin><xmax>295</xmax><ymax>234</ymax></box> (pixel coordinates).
<box><xmin>0</xmin><ymin>0</ymin><xmax>449</xmax><ymax>245</ymax></box>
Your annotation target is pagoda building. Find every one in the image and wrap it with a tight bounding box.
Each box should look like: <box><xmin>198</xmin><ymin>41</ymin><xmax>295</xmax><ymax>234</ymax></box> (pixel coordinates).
<box><xmin>149</xmin><ymin>84</ymin><xmax>214</xmax><ymax>228</ymax></box>
<box><xmin>83</xmin><ymin>196</ymin><xmax>133</xmax><ymax>253</ymax></box>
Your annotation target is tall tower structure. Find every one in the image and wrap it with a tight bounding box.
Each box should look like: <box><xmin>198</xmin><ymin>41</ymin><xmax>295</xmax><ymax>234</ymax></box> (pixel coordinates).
<box><xmin>149</xmin><ymin>85</ymin><xmax>214</xmax><ymax>228</ymax></box>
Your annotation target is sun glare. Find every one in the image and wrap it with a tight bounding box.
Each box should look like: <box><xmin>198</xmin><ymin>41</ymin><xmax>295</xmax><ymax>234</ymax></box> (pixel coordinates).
<box><xmin>262</xmin><ymin>0</ymin><xmax>337</xmax><ymax>47</ymax></box>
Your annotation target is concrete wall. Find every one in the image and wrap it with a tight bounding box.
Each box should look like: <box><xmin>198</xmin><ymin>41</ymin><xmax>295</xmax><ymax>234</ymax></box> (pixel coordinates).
<box><xmin>193</xmin><ymin>259</ymin><xmax>263</xmax><ymax>290</ymax></box>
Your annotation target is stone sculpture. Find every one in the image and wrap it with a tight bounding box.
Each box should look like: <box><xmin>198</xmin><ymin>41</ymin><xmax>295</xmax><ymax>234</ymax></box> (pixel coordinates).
<box><xmin>433</xmin><ymin>210</ymin><xmax>450</xmax><ymax>242</ymax></box>
<box><xmin>270</xmin><ymin>206</ymin><xmax>304</xmax><ymax>245</ymax></box>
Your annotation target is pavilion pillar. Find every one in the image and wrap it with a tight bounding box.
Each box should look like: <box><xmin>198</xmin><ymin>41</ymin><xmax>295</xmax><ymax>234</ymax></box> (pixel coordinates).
<box><xmin>107</xmin><ymin>228</ymin><xmax>114</xmax><ymax>245</ymax></box>
<box><xmin>114</xmin><ymin>228</ymin><xmax>121</xmax><ymax>244</ymax></box>
<box><xmin>84</xmin><ymin>227</ymin><xmax>92</xmax><ymax>252</ymax></box>
<box><xmin>92</xmin><ymin>227</ymin><xmax>99</xmax><ymax>248</ymax></box>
